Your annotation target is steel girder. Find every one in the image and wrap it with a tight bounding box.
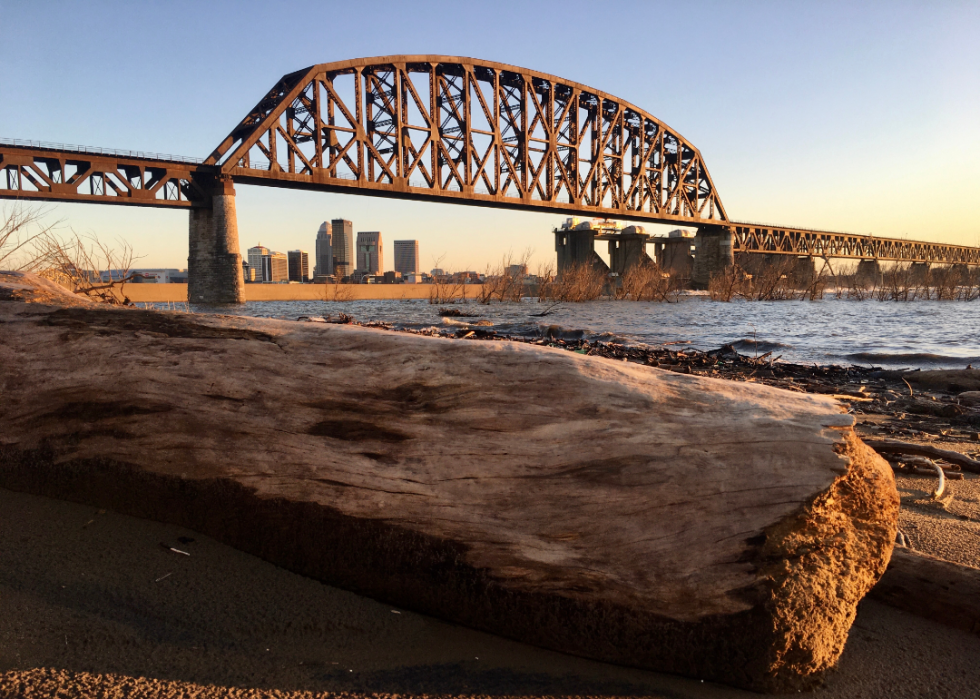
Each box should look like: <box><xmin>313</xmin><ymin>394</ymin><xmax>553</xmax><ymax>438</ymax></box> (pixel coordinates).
<box><xmin>0</xmin><ymin>142</ymin><xmax>207</xmax><ymax>209</ymax></box>
<box><xmin>730</xmin><ymin>224</ymin><xmax>980</xmax><ymax>265</ymax></box>
<box><xmin>204</xmin><ymin>55</ymin><xmax>729</xmax><ymax>226</ymax></box>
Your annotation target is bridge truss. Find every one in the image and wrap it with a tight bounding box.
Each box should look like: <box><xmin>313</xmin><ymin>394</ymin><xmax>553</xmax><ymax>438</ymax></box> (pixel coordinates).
<box><xmin>205</xmin><ymin>55</ymin><xmax>728</xmax><ymax>225</ymax></box>
<box><xmin>730</xmin><ymin>223</ymin><xmax>980</xmax><ymax>265</ymax></box>
<box><xmin>0</xmin><ymin>140</ymin><xmax>206</xmax><ymax>209</ymax></box>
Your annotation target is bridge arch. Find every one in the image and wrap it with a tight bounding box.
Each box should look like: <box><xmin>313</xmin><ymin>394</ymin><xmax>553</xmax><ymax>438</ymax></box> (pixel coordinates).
<box><xmin>205</xmin><ymin>55</ymin><xmax>728</xmax><ymax>225</ymax></box>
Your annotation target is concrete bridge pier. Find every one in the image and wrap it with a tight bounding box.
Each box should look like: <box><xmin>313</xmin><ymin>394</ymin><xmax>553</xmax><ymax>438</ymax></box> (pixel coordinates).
<box><xmin>910</xmin><ymin>262</ymin><xmax>930</xmax><ymax>283</ymax></box>
<box><xmin>791</xmin><ymin>256</ymin><xmax>817</xmax><ymax>287</ymax></box>
<box><xmin>555</xmin><ymin>226</ymin><xmax>609</xmax><ymax>277</ymax></box>
<box><xmin>188</xmin><ymin>177</ymin><xmax>246</xmax><ymax>304</ymax></box>
<box><xmin>856</xmin><ymin>259</ymin><xmax>883</xmax><ymax>284</ymax></box>
<box><xmin>607</xmin><ymin>231</ymin><xmax>654</xmax><ymax>276</ymax></box>
<box><xmin>654</xmin><ymin>236</ymin><xmax>695</xmax><ymax>279</ymax></box>
<box><xmin>691</xmin><ymin>225</ymin><xmax>734</xmax><ymax>289</ymax></box>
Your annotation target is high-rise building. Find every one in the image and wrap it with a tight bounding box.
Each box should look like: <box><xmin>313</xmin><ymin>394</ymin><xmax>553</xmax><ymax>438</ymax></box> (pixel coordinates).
<box><xmin>315</xmin><ymin>222</ymin><xmax>332</xmax><ymax>276</ymax></box>
<box><xmin>287</xmin><ymin>250</ymin><xmax>310</xmax><ymax>282</ymax></box>
<box><xmin>331</xmin><ymin>219</ymin><xmax>353</xmax><ymax>278</ymax></box>
<box><xmin>393</xmin><ymin>240</ymin><xmax>419</xmax><ymax>275</ymax></box>
<box><xmin>247</xmin><ymin>245</ymin><xmax>270</xmax><ymax>282</ymax></box>
<box><xmin>356</xmin><ymin>231</ymin><xmax>383</xmax><ymax>275</ymax></box>
<box><xmin>269</xmin><ymin>251</ymin><xmax>288</xmax><ymax>283</ymax></box>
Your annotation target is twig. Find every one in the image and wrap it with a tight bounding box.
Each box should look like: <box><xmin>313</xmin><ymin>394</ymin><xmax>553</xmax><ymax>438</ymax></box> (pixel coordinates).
<box><xmin>902</xmin><ymin>378</ymin><xmax>913</xmax><ymax>397</ymax></box>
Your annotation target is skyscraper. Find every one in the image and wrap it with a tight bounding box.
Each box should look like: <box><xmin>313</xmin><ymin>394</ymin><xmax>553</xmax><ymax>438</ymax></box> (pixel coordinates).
<box><xmin>393</xmin><ymin>240</ymin><xmax>420</xmax><ymax>275</ymax></box>
<box><xmin>269</xmin><ymin>251</ymin><xmax>288</xmax><ymax>282</ymax></box>
<box><xmin>356</xmin><ymin>231</ymin><xmax>383</xmax><ymax>275</ymax></box>
<box><xmin>287</xmin><ymin>250</ymin><xmax>310</xmax><ymax>282</ymax></box>
<box><xmin>247</xmin><ymin>244</ymin><xmax>270</xmax><ymax>282</ymax></box>
<box><xmin>315</xmin><ymin>222</ymin><xmax>332</xmax><ymax>276</ymax></box>
<box><xmin>331</xmin><ymin>219</ymin><xmax>353</xmax><ymax>278</ymax></box>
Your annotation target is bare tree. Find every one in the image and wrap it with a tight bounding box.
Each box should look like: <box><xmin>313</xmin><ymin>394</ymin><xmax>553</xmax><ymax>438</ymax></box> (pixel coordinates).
<box><xmin>33</xmin><ymin>231</ymin><xmax>140</xmax><ymax>304</ymax></box>
<box><xmin>0</xmin><ymin>204</ymin><xmax>61</xmax><ymax>271</ymax></box>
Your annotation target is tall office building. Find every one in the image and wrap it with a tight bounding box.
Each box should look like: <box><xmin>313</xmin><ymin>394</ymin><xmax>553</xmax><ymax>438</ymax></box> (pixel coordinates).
<box><xmin>331</xmin><ymin>219</ymin><xmax>354</xmax><ymax>278</ymax></box>
<box><xmin>287</xmin><ymin>250</ymin><xmax>310</xmax><ymax>282</ymax></box>
<box><xmin>247</xmin><ymin>244</ymin><xmax>270</xmax><ymax>282</ymax></box>
<box><xmin>269</xmin><ymin>251</ymin><xmax>289</xmax><ymax>282</ymax></box>
<box><xmin>393</xmin><ymin>240</ymin><xmax>420</xmax><ymax>275</ymax></box>
<box><xmin>356</xmin><ymin>231</ymin><xmax>383</xmax><ymax>275</ymax></box>
<box><xmin>315</xmin><ymin>222</ymin><xmax>332</xmax><ymax>276</ymax></box>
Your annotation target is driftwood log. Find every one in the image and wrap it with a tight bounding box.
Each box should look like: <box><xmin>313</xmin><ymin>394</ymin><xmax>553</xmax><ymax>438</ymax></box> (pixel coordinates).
<box><xmin>863</xmin><ymin>438</ymin><xmax>980</xmax><ymax>474</ymax></box>
<box><xmin>870</xmin><ymin>548</ymin><xmax>980</xmax><ymax>635</ymax></box>
<box><xmin>0</xmin><ymin>276</ymin><xmax>899</xmax><ymax>693</ymax></box>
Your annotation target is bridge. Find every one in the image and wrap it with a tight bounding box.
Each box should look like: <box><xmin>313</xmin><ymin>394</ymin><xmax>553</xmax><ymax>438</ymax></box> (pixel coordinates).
<box><xmin>2</xmin><ymin>55</ymin><xmax>977</xmax><ymax>302</ymax></box>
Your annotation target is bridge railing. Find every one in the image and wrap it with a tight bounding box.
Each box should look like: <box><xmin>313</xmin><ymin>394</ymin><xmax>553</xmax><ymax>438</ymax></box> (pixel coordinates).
<box><xmin>0</xmin><ymin>138</ymin><xmax>204</xmax><ymax>165</ymax></box>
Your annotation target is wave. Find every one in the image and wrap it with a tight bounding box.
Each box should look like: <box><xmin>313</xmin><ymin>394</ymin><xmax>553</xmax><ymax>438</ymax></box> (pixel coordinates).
<box><xmin>730</xmin><ymin>338</ymin><xmax>794</xmax><ymax>353</ymax></box>
<box><xmin>845</xmin><ymin>352</ymin><xmax>980</xmax><ymax>367</ymax></box>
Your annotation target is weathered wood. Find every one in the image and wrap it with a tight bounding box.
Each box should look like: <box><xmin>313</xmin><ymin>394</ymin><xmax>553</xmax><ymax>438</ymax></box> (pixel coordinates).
<box><xmin>0</xmin><ymin>278</ymin><xmax>899</xmax><ymax>693</ymax></box>
<box><xmin>864</xmin><ymin>438</ymin><xmax>980</xmax><ymax>473</ymax></box>
<box><xmin>870</xmin><ymin>548</ymin><xmax>980</xmax><ymax>635</ymax></box>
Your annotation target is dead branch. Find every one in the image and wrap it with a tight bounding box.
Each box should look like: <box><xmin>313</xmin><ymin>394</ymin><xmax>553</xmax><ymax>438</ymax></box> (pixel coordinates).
<box><xmin>864</xmin><ymin>438</ymin><xmax>980</xmax><ymax>474</ymax></box>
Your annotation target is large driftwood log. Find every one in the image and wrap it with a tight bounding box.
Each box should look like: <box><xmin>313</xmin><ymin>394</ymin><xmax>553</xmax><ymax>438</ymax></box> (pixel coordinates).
<box><xmin>0</xmin><ymin>281</ymin><xmax>898</xmax><ymax>693</ymax></box>
<box><xmin>870</xmin><ymin>548</ymin><xmax>980</xmax><ymax>635</ymax></box>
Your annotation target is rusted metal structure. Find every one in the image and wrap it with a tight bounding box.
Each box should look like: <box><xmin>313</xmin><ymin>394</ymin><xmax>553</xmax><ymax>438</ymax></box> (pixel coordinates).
<box><xmin>203</xmin><ymin>57</ymin><xmax>727</xmax><ymax>224</ymax></box>
<box><xmin>1</xmin><ymin>55</ymin><xmax>978</xmax><ymax>302</ymax></box>
<box><xmin>0</xmin><ymin>140</ymin><xmax>205</xmax><ymax>208</ymax></box>
<box><xmin>730</xmin><ymin>223</ymin><xmax>980</xmax><ymax>265</ymax></box>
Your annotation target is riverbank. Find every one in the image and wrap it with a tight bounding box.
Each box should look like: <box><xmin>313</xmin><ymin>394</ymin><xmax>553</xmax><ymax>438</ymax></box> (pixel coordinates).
<box><xmin>112</xmin><ymin>283</ymin><xmax>485</xmax><ymax>303</ymax></box>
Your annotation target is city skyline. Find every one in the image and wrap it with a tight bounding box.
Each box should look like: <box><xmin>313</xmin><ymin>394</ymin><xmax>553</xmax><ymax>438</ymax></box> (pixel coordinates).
<box><xmin>1</xmin><ymin>2</ymin><xmax>977</xmax><ymax>272</ymax></box>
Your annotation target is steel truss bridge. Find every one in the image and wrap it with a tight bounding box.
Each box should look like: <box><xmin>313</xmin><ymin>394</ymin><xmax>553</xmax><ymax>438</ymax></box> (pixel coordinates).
<box><xmin>1</xmin><ymin>54</ymin><xmax>977</xmax><ymax>269</ymax></box>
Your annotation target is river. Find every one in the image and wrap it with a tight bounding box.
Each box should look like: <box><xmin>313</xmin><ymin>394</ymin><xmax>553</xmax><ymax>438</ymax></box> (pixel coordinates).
<box><xmin>173</xmin><ymin>295</ymin><xmax>980</xmax><ymax>370</ymax></box>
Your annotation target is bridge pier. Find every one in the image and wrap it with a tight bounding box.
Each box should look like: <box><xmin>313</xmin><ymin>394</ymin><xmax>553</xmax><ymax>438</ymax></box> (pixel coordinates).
<box><xmin>791</xmin><ymin>257</ymin><xmax>817</xmax><ymax>287</ymax></box>
<box><xmin>607</xmin><ymin>228</ymin><xmax>654</xmax><ymax>276</ymax></box>
<box><xmin>187</xmin><ymin>177</ymin><xmax>245</xmax><ymax>304</ymax></box>
<box><xmin>856</xmin><ymin>259</ymin><xmax>882</xmax><ymax>284</ymax></box>
<box><xmin>910</xmin><ymin>262</ymin><xmax>930</xmax><ymax>283</ymax></box>
<box><xmin>691</xmin><ymin>225</ymin><xmax>734</xmax><ymax>289</ymax></box>
<box><xmin>653</xmin><ymin>235</ymin><xmax>695</xmax><ymax>280</ymax></box>
<box><xmin>554</xmin><ymin>225</ymin><xmax>609</xmax><ymax>277</ymax></box>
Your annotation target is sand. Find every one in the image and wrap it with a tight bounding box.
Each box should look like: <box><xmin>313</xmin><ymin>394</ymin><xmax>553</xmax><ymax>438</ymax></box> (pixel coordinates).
<box><xmin>2</xmin><ymin>487</ymin><xmax>980</xmax><ymax>698</ymax></box>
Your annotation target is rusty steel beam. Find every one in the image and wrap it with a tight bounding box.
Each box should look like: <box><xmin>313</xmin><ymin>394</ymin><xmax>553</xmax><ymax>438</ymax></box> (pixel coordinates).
<box><xmin>0</xmin><ymin>142</ymin><xmax>209</xmax><ymax>209</ymax></box>
<box><xmin>729</xmin><ymin>222</ymin><xmax>980</xmax><ymax>266</ymax></box>
<box><xmin>204</xmin><ymin>55</ymin><xmax>729</xmax><ymax>226</ymax></box>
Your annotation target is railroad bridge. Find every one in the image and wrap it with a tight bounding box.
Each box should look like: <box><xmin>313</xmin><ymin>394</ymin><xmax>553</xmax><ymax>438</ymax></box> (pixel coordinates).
<box><xmin>2</xmin><ymin>55</ymin><xmax>978</xmax><ymax>302</ymax></box>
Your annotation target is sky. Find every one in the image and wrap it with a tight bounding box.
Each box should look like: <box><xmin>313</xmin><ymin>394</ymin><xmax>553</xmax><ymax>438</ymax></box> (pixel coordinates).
<box><xmin>1</xmin><ymin>1</ymin><xmax>978</xmax><ymax>272</ymax></box>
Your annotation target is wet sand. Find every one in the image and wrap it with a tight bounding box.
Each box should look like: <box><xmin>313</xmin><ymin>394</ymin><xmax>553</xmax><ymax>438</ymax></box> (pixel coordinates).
<box><xmin>3</xmin><ymin>487</ymin><xmax>980</xmax><ymax>698</ymax></box>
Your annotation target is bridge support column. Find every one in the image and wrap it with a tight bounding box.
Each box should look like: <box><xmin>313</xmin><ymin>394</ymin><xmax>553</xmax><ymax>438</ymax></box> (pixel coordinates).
<box><xmin>910</xmin><ymin>262</ymin><xmax>930</xmax><ymax>283</ymax></box>
<box><xmin>555</xmin><ymin>228</ymin><xmax>608</xmax><ymax>277</ymax></box>
<box><xmin>188</xmin><ymin>177</ymin><xmax>245</xmax><ymax>304</ymax></box>
<box><xmin>608</xmin><ymin>233</ymin><xmax>652</xmax><ymax>276</ymax></box>
<box><xmin>856</xmin><ymin>259</ymin><xmax>882</xmax><ymax>284</ymax></box>
<box><xmin>654</xmin><ymin>237</ymin><xmax>695</xmax><ymax>280</ymax></box>
<box><xmin>791</xmin><ymin>257</ymin><xmax>816</xmax><ymax>287</ymax></box>
<box><xmin>691</xmin><ymin>225</ymin><xmax>734</xmax><ymax>289</ymax></box>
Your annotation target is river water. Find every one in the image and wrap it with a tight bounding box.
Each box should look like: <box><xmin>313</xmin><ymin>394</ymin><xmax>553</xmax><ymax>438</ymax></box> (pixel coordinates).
<box><xmin>175</xmin><ymin>295</ymin><xmax>980</xmax><ymax>370</ymax></box>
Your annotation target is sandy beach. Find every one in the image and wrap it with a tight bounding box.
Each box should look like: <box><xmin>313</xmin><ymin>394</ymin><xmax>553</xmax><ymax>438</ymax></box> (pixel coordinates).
<box><xmin>2</xmin><ymin>484</ymin><xmax>980</xmax><ymax>699</ymax></box>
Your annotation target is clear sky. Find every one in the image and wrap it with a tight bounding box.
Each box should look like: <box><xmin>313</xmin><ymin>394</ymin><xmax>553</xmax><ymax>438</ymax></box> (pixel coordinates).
<box><xmin>2</xmin><ymin>1</ymin><xmax>977</xmax><ymax>272</ymax></box>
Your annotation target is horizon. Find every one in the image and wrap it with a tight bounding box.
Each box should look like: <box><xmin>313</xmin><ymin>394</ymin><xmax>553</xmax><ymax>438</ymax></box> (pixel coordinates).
<box><xmin>1</xmin><ymin>1</ymin><xmax>978</xmax><ymax>271</ymax></box>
